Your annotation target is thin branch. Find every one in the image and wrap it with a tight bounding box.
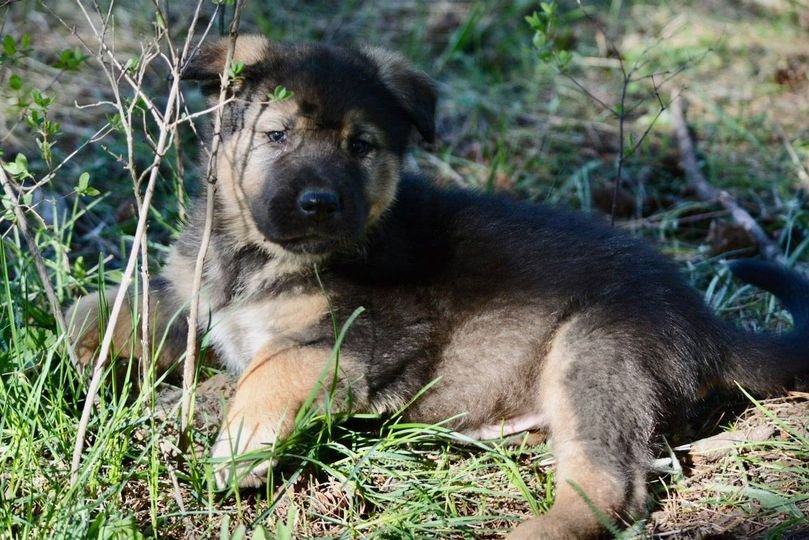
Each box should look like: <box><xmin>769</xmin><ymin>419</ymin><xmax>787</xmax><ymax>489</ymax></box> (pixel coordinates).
<box><xmin>561</xmin><ymin>72</ymin><xmax>617</xmax><ymax>115</ymax></box>
<box><xmin>621</xmin><ymin>81</ymin><xmax>678</xmax><ymax>162</ymax></box>
<box><xmin>0</xmin><ymin>165</ymin><xmax>80</xmax><ymax>366</ymax></box>
<box><xmin>22</xmin><ymin>124</ymin><xmax>114</xmax><ymax>193</ymax></box>
<box><xmin>159</xmin><ymin>439</ymin><xmax>195</xmax><ymax>539</ymax></box>
<box><xmin>42</xmin><ymin>2</ymin><xmax>164</xmax><ymax>126</ymax></box>
<box><xmin>670</xmin><ymin>91</ymin><xmax>790</xmax><ymax>267</ymax></box>
<box><xmin>179</xmin><ymin>3</ymin><xmax>221</xmax><ymax>76</ymax></box>
<box><xmin>181</xmin><ymin>0</ymin><xmax>247</xmax><ymax>440</ymax></box>
<box><xmin>609</xmin><ymin>73</ymin><xmax>628</xmax><ymax>226</ymax></box>
<box><xmin>165</xmin><ymin>97</ymin><xmax>235</xmax><ymax>130</ymax></box>
<box><xmin>69</xmin><ymin>0</ymin><xmax>207</xmax><ymax>486</ymax></box>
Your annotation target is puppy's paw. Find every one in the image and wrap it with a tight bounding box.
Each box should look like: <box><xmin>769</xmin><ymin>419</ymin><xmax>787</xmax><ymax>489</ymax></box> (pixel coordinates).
<box><xmin>506</xmin><ymin>515</ymin><xmax>573</xmax><ymax>540</ymax></box>
<box><xmin>211</xmin><ymin>344</ymin><xmax>332</xmax><ymax>490</ymax></box>
<box><xmin>211</xmin><ymin>408</ymin><xmax>291</xmax><ymax>490</ymax></box>
<box><xmin>65</xmin><ymin>290</ymin><xmax>109</xmax><ymax>368</ymax></box>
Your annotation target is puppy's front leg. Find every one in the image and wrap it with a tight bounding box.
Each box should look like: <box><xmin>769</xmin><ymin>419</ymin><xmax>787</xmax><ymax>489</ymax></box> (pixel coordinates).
<box><xmin>212</xmin><ymin>344</ymin><xmax>335</xmax><ymax>489</ymax></box>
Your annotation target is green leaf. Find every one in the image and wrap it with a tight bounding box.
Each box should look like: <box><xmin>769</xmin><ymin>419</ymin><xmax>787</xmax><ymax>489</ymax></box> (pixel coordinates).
<box><xmin>2</xmin><ymin>35</ymin><xmax>16</xmax><ymax>56</ymax></box>
<box><xmin>31</xmin><ymin>89</ymin><xmax>53</xmax><ymax>108</ymax></box>
<box><xmin>276</xmin><ymin>504</ymin><xmax>298</xmax><ymax>540</ymax></box>
<box><xmin>269</xmin><ymin>84</ymin><xmax>294</xmax><ymax>102</ymax></box>
<box><xmin>124</xmin><ymin>57</ymin><xmax>139</xmax><ymax>74</ymax></box>
<box><xmin>55</xmin><ymin>48</ymin><xmax>87</xmax><ymax>71</ymax></box>
<box><xmin>533</xmin><ymin>32</ymin><xmax>547</xmax><ymax>49</ymax></box>
<box><xmin>15</xmin><ymin>153</ymin><xmax>28</xmax><ymax>171</ymax></box>
<box><xmin>76</xmin><ymin>172</ymin><xmax>99</xmax><ymax>197</ymax></box>
<box><xmin>8</xmin><ymin>74</ymin><xmax>22</xmax><ymax>90</ymax></box>
<box><xmin>2</xmin><ymin>162</ymin><xmax>21</xmax><ymax>176</ymax></box>
<box><xmin>229</xmin><ymin>61</ymin><xmax>244</xmax><ymax>78</ymax></box>
<box><xmin>741</xmin><ymin>486</ymin><xmax>804</xmax><ymax>518</ymax></box>
<box><xmin>557</xmin><ymin>50</ymin><xmax>573</xmax><ymax>69</ymax></box>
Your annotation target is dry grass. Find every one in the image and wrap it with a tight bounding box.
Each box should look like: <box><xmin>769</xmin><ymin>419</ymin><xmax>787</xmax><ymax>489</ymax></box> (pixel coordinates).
<box><xmin>650</xmin><ymin>394</ymin><xmax>809</xmax><ymax>538</ymax></box>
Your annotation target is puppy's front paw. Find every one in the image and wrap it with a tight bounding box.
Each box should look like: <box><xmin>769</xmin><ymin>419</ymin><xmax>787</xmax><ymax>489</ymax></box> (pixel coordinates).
<box><xmin>211</xmin><ymin>407</ymin><xmax>292</xmax><ymax>489</ymax></box>
<box><xmin>210</xmin><ymin>344</ymin><xmax>334</xmax><ymax>490</ymax></box>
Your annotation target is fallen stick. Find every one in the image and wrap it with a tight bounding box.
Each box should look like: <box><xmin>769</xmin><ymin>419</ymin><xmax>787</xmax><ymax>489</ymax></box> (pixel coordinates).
<box><xmin>669</xmin><ymin>92</ymin><xmax>791</xmax><ymax>268</ymax></box>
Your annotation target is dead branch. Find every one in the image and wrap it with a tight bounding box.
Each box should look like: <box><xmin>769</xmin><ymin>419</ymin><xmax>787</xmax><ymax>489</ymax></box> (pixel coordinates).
<box><xmin>669</xmin><ymin>92</ymin><xmax>791</xmax><ymax>267</ymax></box>
<box><xmin>180</xmin><ymin>0</ymin><xmax>247</xmax><ymax>440</ymax></box>
<box><xmin>69</xmin><ymin>0</ymin><xmax>206</xmax><ymax>486</ymax></box>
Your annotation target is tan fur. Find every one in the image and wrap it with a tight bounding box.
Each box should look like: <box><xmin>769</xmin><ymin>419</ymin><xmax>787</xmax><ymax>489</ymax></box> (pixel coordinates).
<box><xmin>215</xmin><ymin>100</ymin><xmax>305</xmax><ymax>256</ymax></box>
<box><xmin>212</xmin><ymin>344</ymin><xmax>340</xmax><ymax>488</ymax></box>
<box><xmin>411</xmin><ymin>306</ymin><xmax>546</xmax><ymax>429</ymax></box>
<box><xmin>207</xmin><ymin>291</ymin><xmax>328</xmax><ymax>373</ymax></box>
<box><xmin>366</xmin><ymin>151</ymin><xmax>401</xmax><ymax>225</ymax></box>
<box><xmin>67</xmin><ymin>287</ymin><xmax>131</xmax><ymax>366</ymax></box>
<box><xmin>336</xmin><ymin>110</ymin><xmax>400</xmax><ymax>224</ymax></box>
<box><xmin>66</xmin><ymin>286</ymin><xmax>179</xmax><ymax>373</ymax></box>
<box><xmin>160</xmin><ymin>246</ymin><xmax>328</xmax><ymax>373</ymax></box>
<box><xmin>506</xmin><ymin>321</ymin><xmax>628</xmax><ymax>539</ymax></box>
<box><xmin>231</xmin><ymin>35</ymin><xmax>271</xmax><ymax>67</ymax></box>
<box><xmin>159</xmin><ymin>253</ymin><xmax>200</xmax><ymax>308</ymax></box>
<box><xmin>209</xmin><ymin>97</ymin><xmax>403</xmax><ymax>261</ymax></box>
<box><xmin>194</xmin><ymin>35</ymin><xmax>271</xmax><ymax>99</ymax></box>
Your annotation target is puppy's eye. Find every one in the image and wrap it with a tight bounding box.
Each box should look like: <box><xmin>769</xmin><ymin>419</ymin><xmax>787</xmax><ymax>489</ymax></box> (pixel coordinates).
<box><xmin>349</xmin><ymin>138</ymin><xmax>371</xmax><ymax>157</ymax></box>
<box><xmin>267</xmin><ymin>130</ymin><xmax>287</xmax><ymax>144</ymax></box>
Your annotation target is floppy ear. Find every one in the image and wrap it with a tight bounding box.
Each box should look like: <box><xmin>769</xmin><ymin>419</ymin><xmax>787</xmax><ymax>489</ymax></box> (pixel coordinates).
<box><xmin>362</xmin><ymin>47</ymin><xmax>437</xmax><ymax>143</ymax></box>
<box><xmin>181</xmin><ymin>34</ymin><xmax>271</xmax><ymax>93</ymax></box>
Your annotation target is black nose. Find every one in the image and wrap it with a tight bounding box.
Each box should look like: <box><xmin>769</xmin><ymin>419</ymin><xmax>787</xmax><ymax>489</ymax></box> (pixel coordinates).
<box><xmin>297</xmin><ymin>190</ymin><xmax>340</xmax><ymax>216</ymax></box>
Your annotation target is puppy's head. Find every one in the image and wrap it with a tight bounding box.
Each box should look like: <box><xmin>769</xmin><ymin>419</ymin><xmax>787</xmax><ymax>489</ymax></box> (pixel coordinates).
<box><xmin>182</xmin><ymin>35</ymin><xmax>436</xmax><ymax>257</ymax></box>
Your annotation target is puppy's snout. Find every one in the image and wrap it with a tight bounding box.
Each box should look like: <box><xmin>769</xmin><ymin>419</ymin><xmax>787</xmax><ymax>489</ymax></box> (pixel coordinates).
<box><xmin>297</xmin><ymin>190</ymin><xmax>341</xmax><ymax>217</ymax></box>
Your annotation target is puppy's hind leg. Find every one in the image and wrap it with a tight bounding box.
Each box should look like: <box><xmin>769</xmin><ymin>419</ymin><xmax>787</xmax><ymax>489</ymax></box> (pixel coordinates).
<box><xmin>508</xmin><ymin>320</ymin><xmax>657</xmax><ymax>539</ymax></box>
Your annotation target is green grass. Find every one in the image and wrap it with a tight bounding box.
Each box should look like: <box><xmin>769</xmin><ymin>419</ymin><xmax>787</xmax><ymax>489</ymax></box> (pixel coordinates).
<box><xmin>2</xmin><ymin>0</ymin><xmax>809</xmax><ymax>538</ymax></box>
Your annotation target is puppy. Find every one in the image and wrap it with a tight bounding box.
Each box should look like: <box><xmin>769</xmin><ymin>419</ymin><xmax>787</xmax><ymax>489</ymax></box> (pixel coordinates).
<box><xmin>67</xmin><ymin>35</ymin><xmax>809</xmax><ymax>539</ymax></box>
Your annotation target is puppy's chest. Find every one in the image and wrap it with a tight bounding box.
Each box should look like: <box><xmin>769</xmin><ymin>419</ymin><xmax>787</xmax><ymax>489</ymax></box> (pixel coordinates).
<box><xmin>203</xmin><ymin>287</ymin><xmax>329</xmax><ymax>373</ymax></box>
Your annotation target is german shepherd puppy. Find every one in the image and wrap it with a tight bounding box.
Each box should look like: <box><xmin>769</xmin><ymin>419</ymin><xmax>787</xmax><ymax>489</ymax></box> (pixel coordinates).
<box><xmin>68</xmin><ymin>35</ymin><xmax>809</xmax><ymax>539</ymax></box>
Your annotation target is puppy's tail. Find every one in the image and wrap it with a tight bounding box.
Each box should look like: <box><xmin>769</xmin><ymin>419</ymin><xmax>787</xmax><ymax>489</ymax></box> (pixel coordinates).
<box><xmin>724</xmin><ymin>259</ymin><xmax>809</xmax><ymax>392</ymax></box>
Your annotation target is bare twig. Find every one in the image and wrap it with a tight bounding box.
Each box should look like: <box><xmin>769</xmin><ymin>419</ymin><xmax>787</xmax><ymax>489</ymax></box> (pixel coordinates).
<box><xmin>568</xmin><ymin>2</ymin><xmax>709</xmax><ymax>226</ymax></box>
<box><xmin>159</xmin><ymin>439</ymin><xmax>195</xmax><ymax>539</ymax></box>
<box><xmin>570</xmin><ymin>2</ymin><xmax>662</xmax><ymax>226</ymax></box>
<box><xmin>69</xmin><ymin>0</ymin><xmax>207</xmax><ymax>486</ymax></box>
<box><xmin>42</xmin><ymin>2</ymin><xmax>164</xmax><ymax>126</ymax></box>
<box><xmin>180</xmin><ymin>0</ymin><xmax>247</xmax><ymax>440</ymax></box>
<box><xmin>610</xmin><ymin>69</ymin><xmax>628</xmax><ymax>226</ymax></box>
<box><xmin>670</xmin><ymin>92</ymin><xmax>790</xmax><ymax>267</ymax></box>
<box><xmin>0</xmin><ymin>165</ymin><xmax>79</xmax><ymax>366</ymax></box>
